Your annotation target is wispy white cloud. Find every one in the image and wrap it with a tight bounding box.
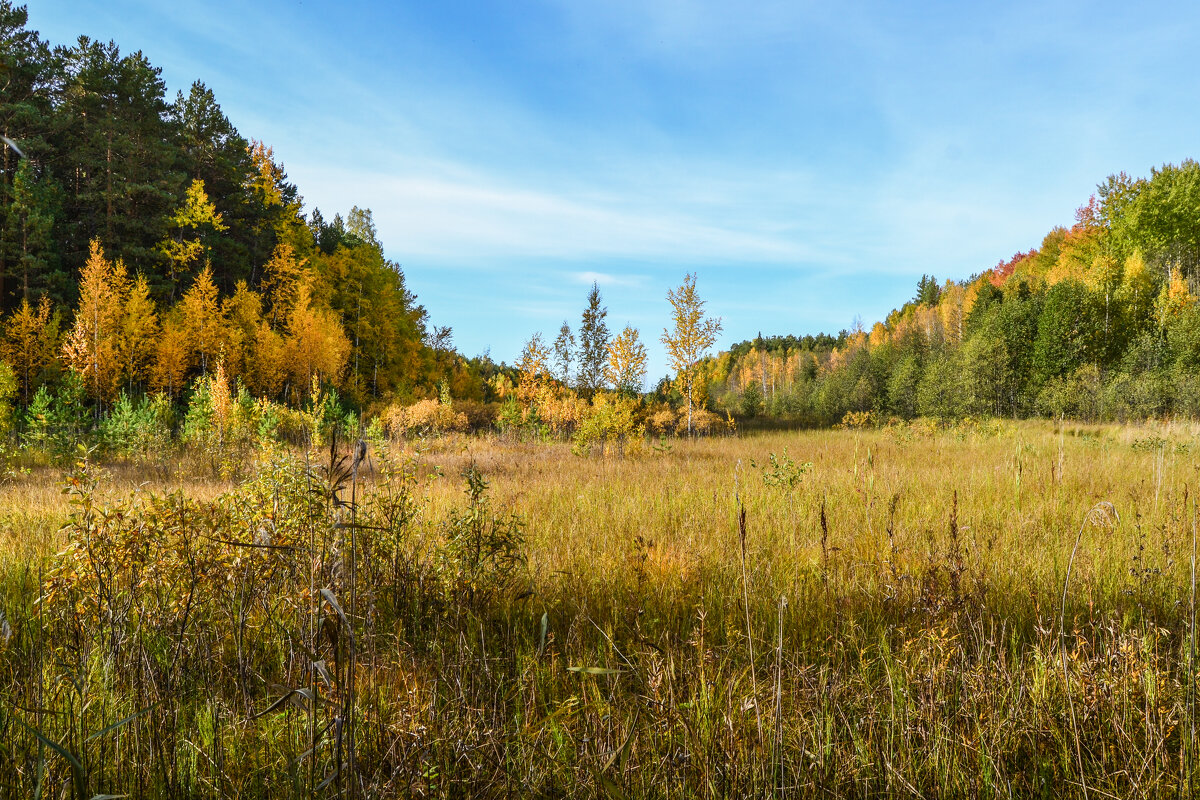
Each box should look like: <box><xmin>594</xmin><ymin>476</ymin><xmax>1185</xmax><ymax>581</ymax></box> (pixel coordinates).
<box><xmin>294</xmin><ymin>162</ymin><xmax>829</xmax><ymax>267</ymax></box>
<box><xmin>572</xmin><ymin>271</ymin><xmax>647</xmax><ymax>288</ymax></box>
<box><xmin>33</xmin><ymin>0</ymin><xmax>1200</xmax><ymax>372</ymax></box>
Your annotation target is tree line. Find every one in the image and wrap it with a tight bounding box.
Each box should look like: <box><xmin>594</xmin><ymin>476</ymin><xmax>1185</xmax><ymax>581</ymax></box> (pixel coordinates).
<box><xmin>0</xmin><ymin>2</ymin><xmax>464</xmax><ymax>418</ymax></box>
<box><xmin>703</xmin><ymin>160</ymin><xmax>1200</xmax><ymax>424</ymax></box>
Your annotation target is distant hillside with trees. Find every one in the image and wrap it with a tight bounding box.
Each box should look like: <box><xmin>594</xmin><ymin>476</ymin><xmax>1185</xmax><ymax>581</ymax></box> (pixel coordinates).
<box><xmin>6</xmin><ymin>0</ymin><xmax>1200</xmax><ymax>459</ymax></box>
<box><xmin>701</xmin><ymin>160</ymin><xmax>1200</xmax><ymax>425</ymax></box>
<box><xmin>0</xmin><ymin>1</ymin><xmax>502</xmax><ymax>419</ymax></box>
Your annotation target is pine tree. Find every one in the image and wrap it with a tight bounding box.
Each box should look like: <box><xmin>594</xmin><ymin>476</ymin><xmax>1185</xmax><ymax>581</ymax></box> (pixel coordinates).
<box><xmin>7</xmin><ymin>159</ymin><xmax>61</xmax><ymax>305</ymax></box>
<box><xmin>0</xmin><ymin>2</ymin><xmax>58</xmax><ymax>310</ymax></box>
<box><xmin>58</xmin><ymin>38</ymin><xmax>182</xmax><ymax>273</ymax></box>
<box><xmin>577</xmin><ymin>282</ymin><xmax>610</xmax><ymax>396</ymax></box>
<box><xmin>914</xmin><ymin>274</ymin><xmax>941</xmax><ymax>306</ymax></box>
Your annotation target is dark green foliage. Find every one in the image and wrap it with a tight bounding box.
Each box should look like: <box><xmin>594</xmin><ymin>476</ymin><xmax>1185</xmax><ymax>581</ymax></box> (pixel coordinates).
<box><xmin>740</xmin><ymin>379</ymin><xmax>763</xmax><ymax>418</ymax></box>
<box><xmin>577</xmin><ymin>282</ymin><xmax>610</xmax><ymax>396</ymax></box>
<box><xmin>1031</xmin><ymin>280</ymin><xmax>1100</xmax><ymax>386</ymax></box>
<box><xmin>913</xmin><ymin>274</ymin><xmax>941</xmax><ymax>306</ymax></box>
<box><xmin>0</xmin><ymin>2</ymin><xmax>59</xmax><ymax>306</ymax></box>
<box><xmin>57</xmin><ymin>37</ymin><xmax>184</xmax><ymax>281</ymax></box>
<box><xmin>171</xmin><ymin>82</ymin><xmax>254</xmax><ymax>292</ymax></box>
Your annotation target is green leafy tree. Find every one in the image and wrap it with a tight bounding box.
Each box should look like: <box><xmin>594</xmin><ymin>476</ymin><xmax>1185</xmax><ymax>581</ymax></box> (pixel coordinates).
<box><xmin>1031</xmin><ymin>280</ymin><xmax>1101</xmax><ymax>386</ymax></box>
<box><xmin>577</xmin><ymin>282</ymin><xmax>610</xmax><ymax>396</ymax></box>
<box><xmin>553</xmin><ymin>320</ymin><xmax>574</xmax><ymax>386</ymax></box>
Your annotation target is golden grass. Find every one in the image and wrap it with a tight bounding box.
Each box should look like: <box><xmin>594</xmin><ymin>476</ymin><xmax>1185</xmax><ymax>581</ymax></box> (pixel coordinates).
<box><xmin>3</xmin><ymin>419</ymin><xmax>1200</xmax><ymax>797</ymax></box>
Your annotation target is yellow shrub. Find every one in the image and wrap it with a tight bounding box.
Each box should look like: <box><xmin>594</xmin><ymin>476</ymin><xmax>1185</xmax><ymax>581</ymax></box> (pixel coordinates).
<box><xmin>676</xmin><ymin>408</ymin><xmax>726</xmax><ymax>437</ymax></box>
<box><xmin>382</xmin><ymin>399</ymin><xmax>469</xmax><ymax>438</ymax></box>
<box><xmin>837</xmin><ymin>410</ymin><xmax>879</xmax><ymax>430</ymax></box>
<box><xmin>646</xmin><ymin>406</ymin><xmax>678</xmax><ymax>437</ymax></box>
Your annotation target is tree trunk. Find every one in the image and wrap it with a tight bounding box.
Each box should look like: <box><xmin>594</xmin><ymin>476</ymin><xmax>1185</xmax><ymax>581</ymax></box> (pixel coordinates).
<box><xmin>687</xmin><ymin>381</ymin><xmax>693</xmax><ymax>437</ymax></box>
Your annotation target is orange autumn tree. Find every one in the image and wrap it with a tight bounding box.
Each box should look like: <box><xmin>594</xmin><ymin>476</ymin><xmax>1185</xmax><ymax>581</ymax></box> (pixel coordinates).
<box><xmin>177</xmin><ymin>265</ymin><xmax>225</xmax><ymax>376</ymax></box>
<box><xmin>119</xmin><ymin>273</ymin><xmax>159</xmax><ymax>393</ymax></box>
<box><xmin>150</xmin><ymin>312</ymin><xmax>192</xmax><ymax>399</ymax></box>
<box><xmin>283</xmin><ymin>281</ymin><xmax>350</xmax><ymax>403</ymax></box>
<box><xmin>62</xmin><ymin>240</ymin><xmax>129</xmax><ymax>410</ymax></box>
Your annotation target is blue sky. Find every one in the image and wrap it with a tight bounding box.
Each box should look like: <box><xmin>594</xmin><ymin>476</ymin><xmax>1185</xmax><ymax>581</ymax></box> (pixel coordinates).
<box><xmin>28</xmin><ymin>0</ymin><xmax>1200</xmax><ymax>381</ymax></box>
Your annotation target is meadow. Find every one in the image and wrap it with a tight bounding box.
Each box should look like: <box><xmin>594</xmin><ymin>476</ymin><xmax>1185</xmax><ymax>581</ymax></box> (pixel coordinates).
<box><xmin>2</xmin><ymin>419</ymin><xmax>1200</xmax><ymax>798</ymax></box>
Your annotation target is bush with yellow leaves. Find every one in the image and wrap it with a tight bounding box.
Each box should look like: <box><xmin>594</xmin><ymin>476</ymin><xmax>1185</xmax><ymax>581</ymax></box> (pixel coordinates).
<box><xmin>674</xmin><ymin>407</ymin><xmax>730</xmax><ymax>437</ymax></box>
<box><xmin>381</xmin><ymin>398</ymin><xmax>469</xmax><ymax>438</ymax></box>
<box><xmin>836</xmin><ymin>409</ymin><xmax>879</xmax><ymax>430</ymax></box>
<box><xmin>645</xmin><ymin>404</ymin><xmax>678</xmax><ymax>437</ymax></box>
<box><xmin>572</xmin><ymin>391</ymin><xmax>646</xmax><ymax>456</ymax></box>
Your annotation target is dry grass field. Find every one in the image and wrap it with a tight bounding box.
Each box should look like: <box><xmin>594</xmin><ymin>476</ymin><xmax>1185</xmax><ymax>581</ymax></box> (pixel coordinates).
<box><xmin>3</xmin><ymin>419</ymin><xmax>1200</xmax><ymax>798</ymax></box>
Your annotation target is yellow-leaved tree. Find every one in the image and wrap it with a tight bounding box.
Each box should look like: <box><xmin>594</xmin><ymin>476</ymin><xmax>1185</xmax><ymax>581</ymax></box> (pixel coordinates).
<box><xmin>178</xmin><ymin>265</ymin><xmax>225</xmax><ymax>376</ymax></box>
<box><xmin>260</xmin><ymin>242</ymin><xmax>307</xmax><ymax>326</ymax></box>
<box><xmin>150</xmin><ymin>311</ymin><xmax>192</xmax><ymax>399</ymax></box>
<box><xmin>1155</xmin><ymin>266</ymin><xmax>1195</xmax><ymax>327</ymax></box>
<box><xmin>160</xmin><ymin>178</ymin><xmax>227</xmax><ymax>295</ymax></box>
<box><xmin>662</xmin><ymin>273</ymin><xmax>722</xmax><ymax>436</ymax></box>
<box><xmin>516</xmin><ymin>332</ymin><xmax>552</xmax><ymax>415</ymax></box>
<box><xmin>219</xmin><ymin>281</ymin><xmax>263</xmax><ymax>385</ymax></box>
<box><xmin>604</xmin><ymin>324</ymin><xmax>648</xmax><ymax>396</ymax></box>
<box><xmin>2</xmin><ymin>296</ymin><xmax>60</xmax><ymax>403</ymax></box>
<box><xmin>249</xmin><ymin>321</ymin><xmax>287</xmax><ymax>400</ymax></box>
<box><xmin>1119</xmin><ymin>250</ymin><xmax>1156</xmax><ymax>335</ymax></box>
<box><xmin>283</xmin><ymin>281</ymin><xmax>350</xmax><ymax>403</ymax></box>
<box><xmin>119</xmin><ymin>273</ymin><xmax>159</xmax><ymax>392</ymax></box>
<box><xmin>62</xmin><ymin>240</ymin><xmax>129</xmax><ymax>410</ymax></box>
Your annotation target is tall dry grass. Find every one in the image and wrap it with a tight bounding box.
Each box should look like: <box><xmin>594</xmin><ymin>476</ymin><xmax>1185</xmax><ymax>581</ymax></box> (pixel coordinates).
<box><xmin>1</xmin><ymin>419</ymin><xmax>1199</xmax><ymax>797</ymax></box>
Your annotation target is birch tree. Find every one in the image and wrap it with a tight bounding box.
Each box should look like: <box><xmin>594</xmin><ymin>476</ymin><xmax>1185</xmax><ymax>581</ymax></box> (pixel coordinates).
<box><xmin>661</xmin><ymin>273</ymin><xmax>721</xmax><ymax>436</ymax></box>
